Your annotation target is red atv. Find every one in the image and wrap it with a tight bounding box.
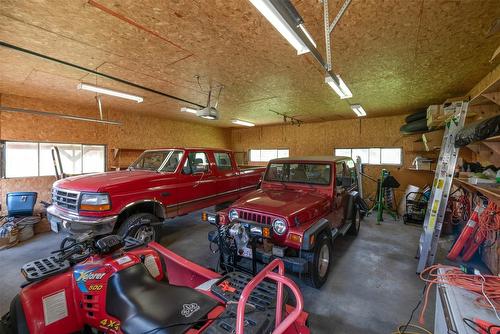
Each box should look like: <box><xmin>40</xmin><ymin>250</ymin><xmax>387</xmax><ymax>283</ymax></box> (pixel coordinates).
<box><xmin>0</xmin><ymin>221</ymin><xmax>309</xmax><ymax>334</ymax></box>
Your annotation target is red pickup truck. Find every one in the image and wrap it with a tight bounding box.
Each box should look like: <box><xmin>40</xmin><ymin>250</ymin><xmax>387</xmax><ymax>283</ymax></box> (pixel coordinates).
<box><xmin>47</xmin><ymin>148</ymin><xmax>265</xmax><ymax>242</ymax></box>
<box><xmin>207</xmin><ymin>156</ymin><xmax>361</xmax><ymax>288</ymax></box>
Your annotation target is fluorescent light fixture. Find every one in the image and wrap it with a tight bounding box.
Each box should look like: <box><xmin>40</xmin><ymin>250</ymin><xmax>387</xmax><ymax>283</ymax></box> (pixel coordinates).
<box><xmin>350</xmin><ymin>104</ymin><xmax>367</xmax><ymax>117</ymax></box>
<box><xmin>77</xmin><ymin>83</ymin><xmax>143</xmax><ymax>103</ymax></box>
<box><xmin>249</xmin><ymin>0</ymin><xmax>310</xmax><ymax>55</ymax></box>
<box><xmin>298</xmin><ymin>24</ymin><xmax>316</xmax><ymax>48</ymax></box>
<box><xmin>232</xmin><ymin>119</ymin><xmax>255</xmax><ymax>127</ymax></box>
<box><xmin>180</xmin><ymin>107</ymin><xmax>199</xmax><ymax>114</ymax></box>
<box><xmin>325</xmin><ymin>75</ymin><xmax>353</xmax><ymax>99</ymax></box>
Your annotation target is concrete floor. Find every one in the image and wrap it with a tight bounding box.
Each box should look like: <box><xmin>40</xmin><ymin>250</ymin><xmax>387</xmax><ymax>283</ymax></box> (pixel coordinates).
<box><xmin>0</xmin><ymin>212</ymin><xmax>435</xmax><ymax>333</ymax></box>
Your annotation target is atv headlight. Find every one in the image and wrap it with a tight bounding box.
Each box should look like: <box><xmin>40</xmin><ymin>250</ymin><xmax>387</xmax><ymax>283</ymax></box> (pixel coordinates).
<box><xmin>272</xmin><ymin>219</ymin><xmax>287</xmax><ymax>235</ymax></box>
<box><xmin>79</xmin><ymin>193</ymin><xmax>111</xmax><ymax>211</ymax></box>
<box><xmin>229</xmin><ymin>209</ymin><xmax>239</xmax><ymax>222</ymax></box>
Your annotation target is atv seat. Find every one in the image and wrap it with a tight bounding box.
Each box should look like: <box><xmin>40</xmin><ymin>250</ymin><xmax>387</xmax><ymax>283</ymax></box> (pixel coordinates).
<box><xmin>106</xmin><ymin>264</ymin><xmax>219</xmax><ymax>334</ymax></box>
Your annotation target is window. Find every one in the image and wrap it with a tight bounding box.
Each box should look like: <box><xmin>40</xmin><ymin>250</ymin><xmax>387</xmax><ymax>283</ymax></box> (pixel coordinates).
<box><xmin>265</xmin><ymin>163</ymin><xmax>331</xmax><ymax>185</ymax></box>
<box><xmin>132</xmin><ymin>150</ymin><xmax>170</xmax><ymax>171</ymax></box>
<box><xmin>214</xmin><ymin>152</ymin><xmax>232</xmax><ymax>170</ymax></box>
<box><xmin>334</xmin><ymin>147</ymin><xmax>402</xmax><ymax>165</ymax></box>
<box><xmin>249</xmin><ymin>149</ymin><xmax>289</xmax><ymax>162</ymax></box>
<box><xmin>4</xmin><ymin>141</ymin><xmax>106</xmax><ymax>178</ymax></box>
<box><xmin>183</xmin><ymin>152</ymin><xmax>210</xmax><ymax>174</ymax></box>
<box><xmin>161</xmin><ymin>150</ymin><xmax>183</xmax><ymax>172</ymax></box>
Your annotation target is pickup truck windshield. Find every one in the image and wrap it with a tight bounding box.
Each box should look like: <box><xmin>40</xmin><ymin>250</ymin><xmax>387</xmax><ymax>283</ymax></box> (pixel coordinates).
<box><xmin>131</xmin><ymin>150</ymin><xmax>183</xmax><ymax>171</ymax></box>
<box><xmin>265</xmin><ymin>163</ymin><xmax>331</xmax><ymax>185</ymax></box>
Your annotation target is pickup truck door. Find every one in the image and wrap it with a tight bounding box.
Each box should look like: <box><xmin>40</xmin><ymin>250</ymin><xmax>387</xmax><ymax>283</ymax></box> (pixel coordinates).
<box><xmin>175</xmin><ymin>151</ymin><xmax>216</xmax><ymax>215</ymax></box>
<box><xmin>213</xmin><ymin>152</ymin><xmax>240</xmax><ymax>203</ymax></box>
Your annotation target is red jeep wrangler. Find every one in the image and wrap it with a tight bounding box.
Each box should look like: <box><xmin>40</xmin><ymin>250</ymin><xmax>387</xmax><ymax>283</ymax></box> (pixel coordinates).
<box><xmin>207</xmin><ymin>156</ymin><xmax>361</xmax><ymax>288</ymax></box>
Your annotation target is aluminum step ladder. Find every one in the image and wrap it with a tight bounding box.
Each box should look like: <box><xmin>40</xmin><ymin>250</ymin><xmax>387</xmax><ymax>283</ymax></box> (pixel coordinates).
<box><xmin>416</xmin><ymin>100</ymin><xmax>468</xmax><ymax>273</ymax></box>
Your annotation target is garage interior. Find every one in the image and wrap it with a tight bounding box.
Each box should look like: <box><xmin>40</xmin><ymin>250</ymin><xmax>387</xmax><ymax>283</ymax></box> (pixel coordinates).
<box><xmin>0</xmin><ymin>1</ymin><xmax>499</xmax><ymax>334</ymax></box>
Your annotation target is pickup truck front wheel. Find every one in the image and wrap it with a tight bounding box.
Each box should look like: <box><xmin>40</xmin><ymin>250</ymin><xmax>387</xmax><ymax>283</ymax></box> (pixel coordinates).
<box><xmin>117</xmin><ymin>213</ymin><xmax>159</xmax><ymax>243</ymax></box>
<box><xmin>303</xmin><ymin>233</ymin><xmax>332</xmax><ymax>288</ymax></box>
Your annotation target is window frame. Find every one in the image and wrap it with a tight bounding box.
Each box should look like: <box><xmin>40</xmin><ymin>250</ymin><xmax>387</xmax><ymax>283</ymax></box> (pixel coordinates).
<box><xmin>248</xmin><ymin>148</ymin><xmax>290</xmax><ymax>163</ymax></box>
<box><xmin>1</xmin><ymin>140</ymin><xmax>107</xmax><ymax>178</ymax></box>
<box><xmin>334</xmin><ymin>147</ymin><xmax>403</xmax><ymax>166</ymax></box>
<box><xmin>214</xmin><ymin>152</ymin><xmax>233</xmax><ymax>171</ymax></box>
<box><xmin>264</xmin><ymin>162</ymin><xmax>332</xmax><ymax>186</ymax></box>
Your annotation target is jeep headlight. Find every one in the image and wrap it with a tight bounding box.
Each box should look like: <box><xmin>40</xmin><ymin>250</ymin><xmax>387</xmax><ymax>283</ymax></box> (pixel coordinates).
<box><xmin>229</xmin><ymin>209</ymin><xmax>239</xmax><ymax>222</ymax></box>
<box><xmin>272</xmin><ymin>219</ymin><xmax>287</xmax><ymax>235</ymax></box>
<box><xmin>79</xmin><ymin>193</ymin><xmax>111</xmax><ymax>211</ymax></box>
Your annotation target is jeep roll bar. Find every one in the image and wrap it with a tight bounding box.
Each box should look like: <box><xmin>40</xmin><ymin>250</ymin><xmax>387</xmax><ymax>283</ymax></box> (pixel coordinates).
<box><xmin>236</xmin><ymin>258</ymin><xmax>304</xmax><ymax>334</ymax></box>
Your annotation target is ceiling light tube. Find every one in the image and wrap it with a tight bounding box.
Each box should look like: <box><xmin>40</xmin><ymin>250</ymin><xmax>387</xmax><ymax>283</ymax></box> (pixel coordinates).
<box><xmin>350</xmin><ymin>104</ymin><xmax>366</xmax><ymax>117</ymax></box>
<box><xmin>77</xmin><ymin>83</ymin><xmax>143</xmax><ymax>103</ymax></box>
<box><xmin>232</xmin><ymin>119</ymin><xmax>255</xmax><ymax>127</ymax></box>
<box><xmin>180</xmin><ymin>107</ymin><xmax>199</xmax><ymax>114</ymax></box>
<box><xmin>249</xmin><ymin>0</ymin><xmax>310</xmax><ymax>55</ymax></box>
<box><xmin>298</xmin><ymin>24</ymin><xmax>317</xmax><ymax>48</ymax></box>
<box><xmin>325</xmin><ymin>75</ymin><xmax>353</xmax><ymax>99</ymax></box>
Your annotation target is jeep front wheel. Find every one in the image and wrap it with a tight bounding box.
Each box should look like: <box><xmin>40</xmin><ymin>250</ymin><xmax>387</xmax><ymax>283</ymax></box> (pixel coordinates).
<box><xmin>303</xmin><ymin>233</ymin><xmax>332</xmax><ymax>288</ymax></box>
<box><xmin>117</xmin><ymin>213</ymin><xmax>159</xmax><ymax>243</ymax></box>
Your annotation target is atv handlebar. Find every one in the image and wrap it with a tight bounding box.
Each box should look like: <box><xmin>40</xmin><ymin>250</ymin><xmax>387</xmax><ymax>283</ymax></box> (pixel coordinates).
<box><xmin>236</xmin><ymin>259</ymin><xmax>304</xmax><ymax>334</ymax></box>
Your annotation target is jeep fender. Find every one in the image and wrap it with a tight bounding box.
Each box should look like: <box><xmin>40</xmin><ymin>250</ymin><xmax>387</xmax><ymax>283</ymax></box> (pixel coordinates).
<box><xmin>344</xmin><ymin>191</ymin><xmax>360</xmax><ymax>221</ymax></box>
<box><xmin>301</xmin><ymin>218</ymin><xmax>330</xmax><ymax>251</ymax></box>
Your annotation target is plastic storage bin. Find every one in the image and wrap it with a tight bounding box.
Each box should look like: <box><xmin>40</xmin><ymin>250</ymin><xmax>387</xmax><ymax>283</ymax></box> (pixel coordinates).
<box><xmin>6</xmin><ymin>192</ymin><xmax>38</xmax><ymax>217</ymax></box>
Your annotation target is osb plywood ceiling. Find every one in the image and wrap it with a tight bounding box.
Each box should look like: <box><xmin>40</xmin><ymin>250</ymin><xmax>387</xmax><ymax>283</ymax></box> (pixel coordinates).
<box><xmin>0</xmin><ymin>0</ymin><xmax>499</xmax><ymax>127</ymax></box>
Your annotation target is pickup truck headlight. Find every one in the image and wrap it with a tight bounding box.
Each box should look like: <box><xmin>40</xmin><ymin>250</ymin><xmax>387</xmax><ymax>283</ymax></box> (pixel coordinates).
<box><xmin>79</xmin><ymin>193</ymin><xmax>111</xmax><ymax>211</ymax></box>
<box><xmin>229</xmin><ymin>209</ymin><xmax>239</xmax><ymax>222</ymax></box>
<box><xmin>272</xmin><ymin>219</ymin><xmax>287</xmax><ymax>235</ymax></box>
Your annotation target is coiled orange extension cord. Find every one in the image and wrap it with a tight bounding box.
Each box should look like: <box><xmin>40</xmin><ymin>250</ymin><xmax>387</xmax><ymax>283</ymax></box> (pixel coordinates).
<box><xmin>418</xmin><ymin>264</ymin><xmax>500</xmax><ymax>325</ymax></box>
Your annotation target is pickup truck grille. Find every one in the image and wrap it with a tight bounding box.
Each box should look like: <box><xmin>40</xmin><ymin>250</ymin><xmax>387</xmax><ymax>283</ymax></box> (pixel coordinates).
<box><xmin>52</xmin><ymin>188</ymin><xmax>80</xmax><ymax>212</ymax></box>
<box><xmin>238</xmin><ymin>210</ymin><xmax>273</xmax><ymax>225</ymax></box>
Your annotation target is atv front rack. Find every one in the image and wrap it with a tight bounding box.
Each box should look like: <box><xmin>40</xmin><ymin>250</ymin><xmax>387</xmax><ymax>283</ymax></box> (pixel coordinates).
<box><xmin>236</xmin><ymin>259</ymin><xmax>304</xmax><ymax>334</ymax></box>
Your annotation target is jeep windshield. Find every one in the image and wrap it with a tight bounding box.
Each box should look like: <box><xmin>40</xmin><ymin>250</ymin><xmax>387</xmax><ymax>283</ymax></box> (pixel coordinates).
<box><xmin>130</xmin><ymin>150</ymin><xmax>183</xmax><ymax>172</ymax></box>
<box><xmin>265</xmin><ymin>163</ymin><xmax>331</xmax><ymax>185</ymax></box>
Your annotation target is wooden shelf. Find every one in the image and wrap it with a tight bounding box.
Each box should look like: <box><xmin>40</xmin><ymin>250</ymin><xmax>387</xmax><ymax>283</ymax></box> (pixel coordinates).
<box><xmin>406</xmin><ymin>168</ymin><xmax>435</xmax><ymax>173</ymax></box>
<box><xmin>454</xmin><ymin>178</ymin><xmax>500</xmax><ymax>205</ymax></box>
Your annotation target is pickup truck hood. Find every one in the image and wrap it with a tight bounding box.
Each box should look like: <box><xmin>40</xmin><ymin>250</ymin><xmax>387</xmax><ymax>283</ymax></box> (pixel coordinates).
<box><xmin>233</xmin><ymin>189</ymin><xmax>329</xmax><ymax>218</ymax></box>
<box><xmin>54</xmin><ymin>170</ymin><xmax>174</xmax><ymax>192</ymax></box>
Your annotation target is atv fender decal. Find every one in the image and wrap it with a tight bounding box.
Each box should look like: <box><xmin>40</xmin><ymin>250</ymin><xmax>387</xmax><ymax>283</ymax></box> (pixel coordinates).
<box><xmin>181</xmin><ymin>303</ymin><xmax>200</xmax><ymax>318</ymax></box>
<box><xmin>73</xmin><ymin>267</ymin><xmax>106</xmax><ymax>293</ymax></box>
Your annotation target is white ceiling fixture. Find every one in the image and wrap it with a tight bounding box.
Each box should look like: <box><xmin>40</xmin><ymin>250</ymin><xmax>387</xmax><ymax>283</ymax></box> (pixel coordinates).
<box><xmin>325</xmin><ymin>75</ymin><xmax>353</xmax><ymax>99</ymax></box>
<box><xmin>232</xmin><ymin>119</ymin><xmax>255</xmax><ymax>127</ymax></box>
<box><xmin>77</xmin><ymin>83</ymin><xmax>144</xmax><ymax>103</ymax></box>
<box><xmin>180</xmin><ymin>107</ymin><xmax>199</xmax><ymax>114</ymax></box>
<box><xmin>249</xmin><ymin>0</ymin><xmax>312</xmax><ymax>55</ymax></box>
<box><xmin>350</xmin><ymin>104</ymin><xmax>367</xmax><ymax>117</ymax></box>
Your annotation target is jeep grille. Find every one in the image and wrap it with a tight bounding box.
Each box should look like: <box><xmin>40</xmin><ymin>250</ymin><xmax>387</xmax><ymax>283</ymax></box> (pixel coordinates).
<box><xmin>238</xmin><ymin>210</ymin><xmax>273</xmax><ymax>225</ymax></box>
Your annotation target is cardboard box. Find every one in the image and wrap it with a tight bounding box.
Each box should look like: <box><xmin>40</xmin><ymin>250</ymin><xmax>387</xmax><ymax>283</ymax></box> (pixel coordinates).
<box><xmin>34</xmin><ymin>218</ymin><xmax>51</xmax><ymax>234</ymax></box>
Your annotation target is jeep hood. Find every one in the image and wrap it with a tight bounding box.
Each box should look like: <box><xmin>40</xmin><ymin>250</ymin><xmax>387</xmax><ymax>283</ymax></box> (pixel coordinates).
<box><xmin>233</xmin><ymin>189</ymin><xmax>329</xmax><ymax>218</ymax></box>
<box><xmin>53</xmin><ymin>170</ymin><xmax>175</xmax><ymax>192</ymax></box>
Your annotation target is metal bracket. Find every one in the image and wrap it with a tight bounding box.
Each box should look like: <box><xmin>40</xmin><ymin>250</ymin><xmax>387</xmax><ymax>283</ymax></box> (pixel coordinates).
<box><xmin>323</xmin><ymin>0</ymin><xmax>352</xmax><ymax>71</ymax></box>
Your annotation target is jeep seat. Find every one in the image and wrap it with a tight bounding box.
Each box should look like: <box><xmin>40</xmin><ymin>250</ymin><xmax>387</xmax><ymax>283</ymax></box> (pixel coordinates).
<box><xmin>106</xmin><ymin>264</ymin><xmax>219</xmax><ymax>334</ymax></box>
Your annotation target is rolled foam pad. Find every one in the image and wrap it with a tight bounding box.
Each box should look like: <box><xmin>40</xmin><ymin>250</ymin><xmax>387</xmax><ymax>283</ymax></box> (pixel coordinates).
<box><xmin>405</xmin><ymin>109</ymin><xmax>427</xmax><ymax>123</ymax></box>
<box><xmin>400</xmin><ymin>118</ymin><xmax>428</xmax><ymax>134</ymax></box>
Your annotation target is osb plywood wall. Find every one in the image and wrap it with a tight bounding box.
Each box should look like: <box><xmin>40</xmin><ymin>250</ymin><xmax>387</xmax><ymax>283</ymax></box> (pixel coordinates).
<box><xmin>231</xmin><ymin>114</ymin><xmax>435</xmax><ymax>205</ymax></box>
<box><xmin>0</xmin><ymin>93</ymin><xmax>231</xmax><ymax>212</ymax></box>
